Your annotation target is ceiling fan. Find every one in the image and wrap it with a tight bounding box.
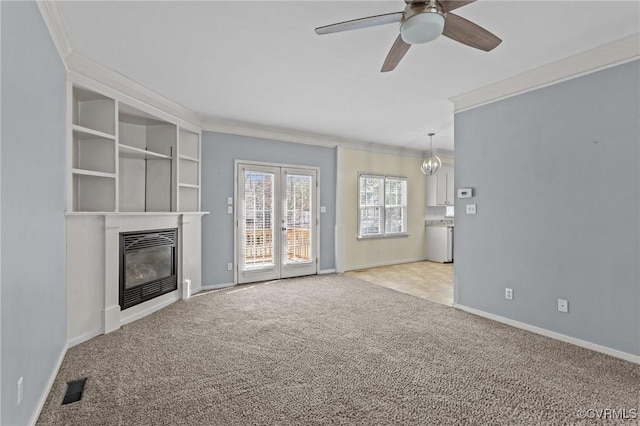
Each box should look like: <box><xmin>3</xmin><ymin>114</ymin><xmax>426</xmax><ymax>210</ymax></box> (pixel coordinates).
<box><xmin>315</xmin><ymin>0</ymin><xmax>501</xmax><ymax>72</ymax></box>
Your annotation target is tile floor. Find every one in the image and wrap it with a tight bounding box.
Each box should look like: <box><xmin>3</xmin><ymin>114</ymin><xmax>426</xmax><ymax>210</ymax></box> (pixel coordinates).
<box><xmin>346</xmin><ymin>261</ymin><xmax>454</xmax><ymax>306</ymax></box>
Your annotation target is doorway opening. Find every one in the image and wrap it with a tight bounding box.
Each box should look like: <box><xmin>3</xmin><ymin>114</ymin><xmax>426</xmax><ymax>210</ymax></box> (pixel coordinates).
<box><xmin>236</xmin><ymin>163</ymin><xmax>318</xmax><ymax>284</ymax></box>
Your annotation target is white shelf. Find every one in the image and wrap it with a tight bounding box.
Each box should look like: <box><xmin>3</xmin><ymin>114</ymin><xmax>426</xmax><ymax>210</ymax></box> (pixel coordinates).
<box><xmin>178</xmin><ymin>154</ymin><xmax>199</xmax><ymax>163</ymax></box>
<box><xmin>72</xmin><ymin>168</ymin><xmax>116</xmax><ymax>179</ymax></box>
<box><xmin>178</xmin><ymin>183</ymin><xmax>199</xmax><ymax>189</ymax></box>
<box><xmin>72</xmin><ymin>124</ymin><xmax>116</xmax><ymax>140</ymax></box>
<box><xmin>118</xmin><ymin>144</ymin><xmax>172</xmax><ymax>160</ymax></box>
<box><xmin>72</xmin><ymin>87</ymin><xmax>115</xmax><ymax>135</ymax></box>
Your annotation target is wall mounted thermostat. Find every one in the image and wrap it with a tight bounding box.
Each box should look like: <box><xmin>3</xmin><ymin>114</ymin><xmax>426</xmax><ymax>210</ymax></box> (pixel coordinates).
<box><xmin>458</xmin><ymin>188</ymin><xmax>474</xmax><ymax>198</ymax></box>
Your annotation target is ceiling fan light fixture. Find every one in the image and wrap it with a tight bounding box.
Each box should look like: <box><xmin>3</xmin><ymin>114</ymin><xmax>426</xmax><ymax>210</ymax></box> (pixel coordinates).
<box><xmin>400</xmin><ymin>11</ymin><xmax>445</xmax><ymax>45</ymax></box>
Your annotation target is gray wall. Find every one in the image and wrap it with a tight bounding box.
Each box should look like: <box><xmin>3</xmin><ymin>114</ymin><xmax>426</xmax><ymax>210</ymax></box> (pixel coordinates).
<box><xmin>1</xmin><ymin>2</ymin><xmax>67</xmax><ymax>424</ymax></box>
<box><xmin>454</xmin><ymin>60</ymin><xmax>640</xmax><ymax>356</ymax></box>
<box><xmin>202</xmin><ymin>132</ymin><xmax>336</xmax><ymax>285</ymax></box>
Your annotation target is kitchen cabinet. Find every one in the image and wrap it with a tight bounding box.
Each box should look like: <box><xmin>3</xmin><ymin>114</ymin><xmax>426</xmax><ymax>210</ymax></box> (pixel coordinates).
<box><xmin>426</xmin><ymin>163</ymin><xmax>454</xmax><ymax>206</ymax></box>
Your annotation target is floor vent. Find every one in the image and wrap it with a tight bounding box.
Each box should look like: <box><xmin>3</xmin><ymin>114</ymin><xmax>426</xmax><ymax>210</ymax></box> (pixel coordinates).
<box><xmin>62</xmin><ymin>378</ymin><xmax>87</xmax><ymax>405</ymax></box>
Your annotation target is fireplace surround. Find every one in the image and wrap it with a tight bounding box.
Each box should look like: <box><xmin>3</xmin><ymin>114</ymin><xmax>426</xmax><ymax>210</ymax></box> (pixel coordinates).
<box><xmin>66</xmin><ymin>213</ymin><xmax>205</xmax><ymax>347</ymax></box>
<box><xmin>120</xmin><ymin>228</ymin><xmax>177</xmax><ymax>310</ymax></box>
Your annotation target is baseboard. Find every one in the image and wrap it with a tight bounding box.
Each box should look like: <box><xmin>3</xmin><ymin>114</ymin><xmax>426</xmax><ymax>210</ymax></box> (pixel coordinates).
<box><xmin>199</xmin><ymin>283</ymin><xmax>235</xmax><ymax>291</ymax></box>
<box><xmin>346</xmin><ymin>257</ymin><xmax>426</xmax><ymax>272</ymax></box>
<box><xmin>453</xmin><ymin>303</ymin><xmax>640</xmax><ymax>364</ymax></box>
<box><xmin>29</xmin><ymin>342</ymin><xmax>68</xmax><ymax>426</ymax></box>
<box><xmin>68</xmin><ymin>328</ymin><xmax>101</xmax><ymax>348</ymax></box>
<box><xmin>318</xmin><ymin>269</ymin><xmax>336</xmax><ymax>275</ymax></box>
<box><xmin>120</xmin><ymin>293</ymin><xmax>180</xmax><ymax>327</ymax></box>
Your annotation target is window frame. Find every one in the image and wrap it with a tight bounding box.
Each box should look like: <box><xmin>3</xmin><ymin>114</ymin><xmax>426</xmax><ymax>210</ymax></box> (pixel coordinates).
<box><xmin>357</xmin><ymin>173</ymin><xmax>409</xmax><ymax>240</ymax></box>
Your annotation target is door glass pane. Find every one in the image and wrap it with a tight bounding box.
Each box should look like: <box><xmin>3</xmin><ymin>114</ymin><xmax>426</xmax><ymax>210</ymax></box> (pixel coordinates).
<box><xmin>284</xmin><ymin>174</ymin><xmax>312</xmax><ymax>264</ymax></box>
<box><xmin>243</xmin><ymin>171</ymin><xmax>275</xmax><ymax>269</ymax></box>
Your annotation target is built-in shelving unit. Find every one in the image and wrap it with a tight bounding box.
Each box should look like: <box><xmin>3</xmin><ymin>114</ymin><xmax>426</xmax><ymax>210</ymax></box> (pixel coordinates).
<box><xmin>118</xmin><ymin>104</ymin><xmax>176</xmax><ymax>212</ymax></box>
<box><xmin>177</xmin><ymin>129</ymin><xmax>201</xmax><ymax>212</ymax></box>
<box><xmin>71</xmin><ymin>87</ymin><xmax>117</xmax><ymax>212</ymax></box>
<box><xmin>68</xmin><ymin>84</ymin><xmax>202</xmax><ymax>213</ymax></box>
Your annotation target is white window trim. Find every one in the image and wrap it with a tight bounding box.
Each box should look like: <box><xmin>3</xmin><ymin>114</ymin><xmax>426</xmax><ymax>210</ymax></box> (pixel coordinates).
<box><xmin>357</xmin><ymin>173</ymin><xmax>409</xmax><ymax>240</ymax></box>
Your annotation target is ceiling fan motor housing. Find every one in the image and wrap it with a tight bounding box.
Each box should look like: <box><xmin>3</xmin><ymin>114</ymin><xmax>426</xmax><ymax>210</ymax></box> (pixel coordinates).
<box><xmin>400</xmin><ymin>2</ymin><xmax>446</xmax><ymax>45</ymax></box>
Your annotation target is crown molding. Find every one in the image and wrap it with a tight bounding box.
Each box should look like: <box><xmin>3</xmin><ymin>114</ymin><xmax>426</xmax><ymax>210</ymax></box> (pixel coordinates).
<box><xmin>450</xmin><ymin>33</ymin><xmax>640</xmax><ymax>113</ymax></box>
<box><xmin>202</xmin><ymin>117</ymin><xmax>426</xmax><ymax>159</ymax></box>
<box><xmin>37</xmin><ymin>0</ymin><xmax>443</xmax><ymax>157</ymax></box>
<box><xmin>37</xmin><ymin>0</ymin><xmax>72</xmax><ymax>66</ymax></box>
<box><xmin>37</xmin><ymin>1</ymin><xmax>202</xmax><ymax>128</ymax></box>
<box><xmin>35</xmin><ymin>0</ymin><xmax>436</xmax><ymax>158</ymax></box>
<box><xmin>65</xmin><ymin>51</ymin><xmax>203</xmax><ymax>129</ymax></box>
<box><xmin>33</xmin><ymin>3</ymin><xmax>639</xmax><ymax>157</ymax></box>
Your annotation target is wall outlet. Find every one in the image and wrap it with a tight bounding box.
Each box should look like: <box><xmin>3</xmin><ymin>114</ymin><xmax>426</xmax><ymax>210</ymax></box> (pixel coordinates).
<box><xmin>505</xmin><ymin>288</ymin><xmax>513</xmax><ymax>300</ymax></box>
<box><xmin>558</xmin><ymin>299</ymin><xmax>569</xmax><ymax>313</ymax></box>
<box><xmin>227</xmin><ymin>263</ymin><xmax>233</xmax><ymax>271</ymax></box>
<box><xmin>17</xmin><ymin>377</ymin><xmax>23</xmax><ymax>405</ymax></box>
<box><xmin>466</xmin><ymin>204</ymin><xmax>477</xmax><ymax>215</ymax></box>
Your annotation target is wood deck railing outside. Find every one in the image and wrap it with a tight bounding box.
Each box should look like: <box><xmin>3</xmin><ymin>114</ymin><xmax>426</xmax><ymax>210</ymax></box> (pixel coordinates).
<box><xmin>245</xmin><ymin>228</ymin><xmax>311</xmax><ymax>264</ymax></box>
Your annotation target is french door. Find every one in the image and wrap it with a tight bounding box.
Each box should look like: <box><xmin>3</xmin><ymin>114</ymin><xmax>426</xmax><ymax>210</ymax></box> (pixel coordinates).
<box><xmin>237</xmin><ymin>163</ymin><xmax>317</xmax><ymax>284</ymax></box>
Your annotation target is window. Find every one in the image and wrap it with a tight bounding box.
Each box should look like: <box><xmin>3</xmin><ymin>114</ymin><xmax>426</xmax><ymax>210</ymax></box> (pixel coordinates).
<box><xmin>358</xmin><ymin>174</ymin><xmax>408</xmax><ymax>238</ymax></box>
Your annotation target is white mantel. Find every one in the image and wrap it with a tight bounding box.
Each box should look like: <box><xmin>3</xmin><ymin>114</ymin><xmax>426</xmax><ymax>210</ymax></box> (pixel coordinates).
<box><xmin>66</xmin><ymin>212</ymin><xmax>207</xmax><ymax>347</ymax></box>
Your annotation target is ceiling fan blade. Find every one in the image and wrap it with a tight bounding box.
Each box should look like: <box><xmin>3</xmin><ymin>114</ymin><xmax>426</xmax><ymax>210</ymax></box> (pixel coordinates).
<box><xmin>404</xmin><ymin>0</ymin><xmax>474</xmax><ymax>10</ymax></box>
<box><xmin>315</xmin><ymin>12</ymin><xmax>403</xmax><ymax>35</ymax></box>
<box><xmin>443</xmin><ymin>12</ymin><xmax>502</xmax><ymax>51</ymax></box>
<box><xmin>381</xmin><ymin>35</ymin><xmax>411</xmax><ymax>72</ymax></box>
<box><xmin>440</xmin><ymin>1</ymin><xmax>477</xmax><ymax>12</ymax></box>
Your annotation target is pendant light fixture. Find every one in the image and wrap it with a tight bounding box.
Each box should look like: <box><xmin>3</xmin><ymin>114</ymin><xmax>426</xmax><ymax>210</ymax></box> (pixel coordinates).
<box><xmin>420</xmin><ymin>132</ymin><xmax>441</xmax><ymax>175</ymax></box>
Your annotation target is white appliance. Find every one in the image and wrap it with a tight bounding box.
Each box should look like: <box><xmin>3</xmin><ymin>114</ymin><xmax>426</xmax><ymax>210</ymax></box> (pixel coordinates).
<box><xmin>426</xmin><ymin>226</ymin><xmax>453</xmax><ymax>263</ymax></box>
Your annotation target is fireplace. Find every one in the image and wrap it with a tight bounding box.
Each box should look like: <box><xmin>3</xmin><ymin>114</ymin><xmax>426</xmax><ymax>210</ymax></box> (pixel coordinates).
<box><xmin>120</xmin><ymin>228</ymin><xmax>177</xmax><ymax>310</ymax></box>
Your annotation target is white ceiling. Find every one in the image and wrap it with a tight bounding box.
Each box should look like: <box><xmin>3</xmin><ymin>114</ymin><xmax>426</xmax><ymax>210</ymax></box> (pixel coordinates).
<box><xmin>58</xmin><ymin>1</ymin><xmax>640</xmax><ymax>152</ymax></box>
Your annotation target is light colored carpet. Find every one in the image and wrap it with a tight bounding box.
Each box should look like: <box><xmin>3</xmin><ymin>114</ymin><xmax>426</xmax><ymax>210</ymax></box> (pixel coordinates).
<box><xmin>38</xmin><ymin>274</ymin><xmax>638</xmax><ymax>425</ymax></box>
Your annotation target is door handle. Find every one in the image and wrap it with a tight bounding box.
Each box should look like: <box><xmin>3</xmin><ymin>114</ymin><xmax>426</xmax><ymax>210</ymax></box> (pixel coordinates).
<box><xmin>281</xmin><ymin>227</ymin><xmax>287</xmax><ymax>231</ymax></box>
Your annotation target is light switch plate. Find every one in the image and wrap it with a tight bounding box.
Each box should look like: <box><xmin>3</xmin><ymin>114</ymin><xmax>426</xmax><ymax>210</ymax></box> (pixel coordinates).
<box><xmin>320</xmin><ymin>206</ymin><xmax>327</xmax><ymax>213</ymax></box>
<box><xmin>227</xmin><ymin>197</ymin><xmax>233</xmax><ymax>205</ymax></box>
<box><xmin>227</xmin><ymin>206</ymin><xmax>233</xmax><ymax>214</ymax></box>
<box><xmin>466</xmin><ymin>204</ymin><xmax>477</xmax><ymax>215</ymax></box>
